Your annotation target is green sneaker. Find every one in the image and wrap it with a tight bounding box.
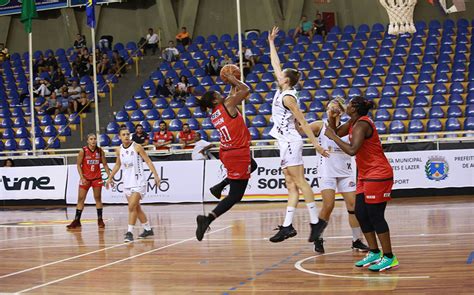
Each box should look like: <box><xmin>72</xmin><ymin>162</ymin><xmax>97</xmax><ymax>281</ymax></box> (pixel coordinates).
<box><xmin>368</xmin><ymin>255</ymin><xmax>399</xmax><ymax>272</ymax></box>
<box><xmin>355</xmin><ymin>251</ymin><xmax>383</xmax><ymax>267</ymax></box>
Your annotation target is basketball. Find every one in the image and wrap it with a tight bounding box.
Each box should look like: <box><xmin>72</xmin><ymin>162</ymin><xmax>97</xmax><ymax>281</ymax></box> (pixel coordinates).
<box><xmin>220</xmin><ymin>64</ymin><xmax>241</xmax><ymax>83</ymax></box>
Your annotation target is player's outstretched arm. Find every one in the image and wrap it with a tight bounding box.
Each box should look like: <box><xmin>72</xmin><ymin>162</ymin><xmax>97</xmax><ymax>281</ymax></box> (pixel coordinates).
<box><xmin>325</xmin><ymin>121</ymin><xmax>369</xmax><ymax>156</ymax></box>
<box><xmin>106</xmin><ymin>148</ymin><xmax>121</xmax><ymax>189</ymax></box>
<box><xmin>223</xmin><ymin>73</ymin><xmax>250</xmax><ymax>112</ymax></box>
<box><xmin>283</xmin><ymin>95</ymin><xmax>329</xmax><ymax>157</ymax></box>
<box><xmin>268</xmin><ymin>27</ymin><xmax>285</xmax><ymax>85</ymax></box>
<box><xmin>135</xmin><ymin>144</ymin><xmax>161</xmax><ymax>186</ymax></box>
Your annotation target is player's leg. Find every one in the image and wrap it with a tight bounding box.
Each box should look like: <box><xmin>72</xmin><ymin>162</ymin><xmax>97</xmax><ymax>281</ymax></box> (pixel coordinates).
<box><xmin>312</xmin><ymin>183</ymin><xmax>336</xmax><ymax>253</ymax></box>
<box><xmin>67</xmin><ymin>184</ymin><xmax>89</xmax><ymax>229</ymax></box>
<box><xmin>196</xmin><ymin>178</ymin><xmax>249</xmax><ymax>241</ymax></box>
<box><xmin>92</xmin><ymin>184</ymin><xmax>105</xmax><ymax>228</ymax></box>
<box><xmin>269</xmin><ymin>168</ymin><xmax>299</xmax><ymax>242</ymax></box>
<box><xmin>210</xmin><ymin>157</ymin><xmax>257</xmax><ymax>199</ymax></box>
<box><xmin>124</xmin><ymin>192</ymin><xmax>141</xmax><ymax>242</ymax></box>
<box><xmin>137</xmin><ymin>203</ymin><xmax>154</xmax><ymax>239</ymax></box>
<box><xmin>354</xmin><ymin>193</ymin><xmax>382</xmax><ymax>267</ymax></box>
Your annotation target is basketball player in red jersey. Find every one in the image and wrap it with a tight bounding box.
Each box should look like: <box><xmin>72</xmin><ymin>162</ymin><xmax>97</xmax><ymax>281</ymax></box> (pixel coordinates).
<box><xmin>324</xmin><ymin>96</ymin><xmax>398</xmax><ymax>272</ymax></box>
<box><xmin>67</xmin><ymin>133</ymin><xmax>111</xmax><ymax>229</ymax></box>
<box><xmin>194</xmin><ymin>73</ymin><xmax>257</xmax><ymax>241</ymax></box>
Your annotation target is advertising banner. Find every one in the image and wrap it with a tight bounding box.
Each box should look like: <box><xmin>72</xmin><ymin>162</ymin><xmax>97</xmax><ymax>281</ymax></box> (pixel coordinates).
<box><xmin>0</xmin><ymin>165</ymin><xmax>67</xmax><ymax>200</ymax></box>
<box><xmin>66</xmin><ymin>160</ymin><xmax>205</xmax><ymax>204</ymax></box>
<box><xmin>0</xmin><ymin>0</ymin><xmax>68</xmax><ymax>16</ymax></box>
<box><xmin>69</xmin><ymin>0</ymin><xmax>118</xmax><ymax>7</ymax></box>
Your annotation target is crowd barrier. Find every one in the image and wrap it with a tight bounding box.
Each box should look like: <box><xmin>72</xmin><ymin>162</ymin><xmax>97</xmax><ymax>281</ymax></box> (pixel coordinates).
<box><xmin>1</xmin><ymin>149</ymin><xmax>473</xmax><ymax>204</ymax></box>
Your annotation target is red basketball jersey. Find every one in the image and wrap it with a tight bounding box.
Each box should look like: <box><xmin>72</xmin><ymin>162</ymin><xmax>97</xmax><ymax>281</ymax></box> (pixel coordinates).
<box><xmin>81</xmin><ymin>146</ymin><xmax>103</xmax><ymax>180</ymax></box>
<box><xmin>349</xmin><ymin>116</ymin><xmax>393</xmax><ymax>180</ymax></box>
<box><xmin>211</xmin><ymin>104</ymin><xmax>250</xmax><ymax>151</ymax></box>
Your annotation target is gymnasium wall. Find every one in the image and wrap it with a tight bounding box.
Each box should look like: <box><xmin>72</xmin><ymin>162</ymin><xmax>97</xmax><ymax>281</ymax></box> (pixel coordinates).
<box><xmin>1</xmin><ymin>0</ymin><xmax>473</xmax><ymax>53</ymax></box>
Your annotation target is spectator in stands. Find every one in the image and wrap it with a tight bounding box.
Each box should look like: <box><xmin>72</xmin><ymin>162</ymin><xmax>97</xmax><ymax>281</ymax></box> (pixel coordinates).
<box><xmin>111</xmin><ymin>50</ymin><xmax>126</xmax><ymax>76</ymax></box>
<box><xmin>220</xmin><ymin>54</ymin><xmax>234</xmax><ymax>67</ymax></box>
<box><xmin>132</xmin><ymin>124</ymin><xmax>149</xmax><ymax>146</ymax></box>
<box><xmin>97</xmin><ymin>53</ymin><xmax>111</xmax><ymax>75</ymax></box>
<box><xmin>34</xmin><ymin>78</ymin><xmax>52</xmax><ymax>97</ymax></box>
<box><xmin>2</xmin><ymin>158</ymin><xmax>14</xmax><ymax>167</ymax></box>
<box><xmin>176</xmin><ymin>27</ymin><xmax>191</xmax><ymax>47</ymax></box>
<box><xmin>144</xmin><ymin>28</ymin><xmax>159</xmax><ymax>56</ymax></box>
<box><xmin>78</xmin><ymin>48</ymin><xmax>93</xmax><ymax>77</ymax></box>
<box><xmin>74</xmin><ymin>91</ymin><xmax>90</xmax><ymax>113</ymax></box>
<box><xmin>74</xmin><ymin>34</ymin><xmax>86</xmax><ymax>51</ymax></box>
<box><xmin>0</xmin><ymin>43</ymin><xmax>9</xmax><ymax>63</ymax></box>
<box><xmin>205</xmin><ymin>55</ymin><xmax>220</xmax><ymax>76</ymax></box>
<box><xmin>162</xmin><ymin>41</ymin><xmax>179</xmax><ymax>62</ymax></box>
<box><xmin>175</xmin><ymin>75</ymin><xmax>191</xmax><ymax>100</ymax></box>
<box><xmin>156</xmin><ymin>77</ymin><xmax>176</xmax><ymax>97</ymax></box>
<box><xmin>68</xmin><ymin>80</ymin><xmax>82</xmax><ymax>100</ymax></box>
<box><xmin>153</xmin><ymin>121</ymin><xmax>174</xmax><ymax>150</ymax></box>
<box><xmin>57</xmin><ymin>88</ymin><xmax>72</xmax><ymax>114</ymax></box>
<box><xmin>313</xmin><ymin>13</ymin><xmax>327</xmax><ymax>37</ymax></box>
<box><xmin>293</xmin><ymin>15</ymin><xmax>313</xmax><ymax>39</ymax></box>
<box><xmin>45</xmin><ymin>92</ymin><xmax>59</xmax><ymax>115</ymax></box>
<box><xmin>178</xmin><ymin>123</ymin><xmax>196</xmax><ymax>149</ymax></box>
<box><xmin>51</xmin><ymin>68</ymin><xmax>67</xmax><ymax>90</ymax></box>
<box><xmin>99</xmin><ymin>35</ymin><xmax>113</xmax><ymax>52</ymax></box>
<box><xmin>34</xmin><ymin>54</ymin><xmax>48</xmax><ymax>74</ymax></box>
<box><xmin>192</xmin><ymin>133</ymin><xmax>215</xmax><ymax>160</ymax></box>
<box><xmin>239</xmin><ymin>46</ymin><xmax>257</xmax><ymax>67</ymax></box>
<box><xmin>45</xmin><ymin>52</ymin><xmax>58</xmax><ymax>72</ymax></box>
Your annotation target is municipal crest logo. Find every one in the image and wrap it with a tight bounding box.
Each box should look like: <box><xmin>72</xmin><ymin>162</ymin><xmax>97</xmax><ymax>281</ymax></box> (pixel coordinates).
<box><xmin>425</xmin><ymin>156</ymin><xmax>449</xmax><ymax>181</ymax></box>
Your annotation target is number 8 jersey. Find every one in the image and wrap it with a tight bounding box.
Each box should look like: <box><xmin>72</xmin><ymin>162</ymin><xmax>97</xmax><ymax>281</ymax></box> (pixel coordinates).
<box><xmin>211</xmin><ymin>104</ymin><xmax>251</xmax><ymax>151</ymax></box>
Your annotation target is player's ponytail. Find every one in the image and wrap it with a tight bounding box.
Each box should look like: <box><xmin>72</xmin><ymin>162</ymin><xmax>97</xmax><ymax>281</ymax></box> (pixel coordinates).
<box><xmin>351</xmin><ymin>96</ymin><xmax>374</xmax><ymax>116</ymax></box>
<box><xmin>197</xmin><ymin>91</ymin><xmax>215</xmax><ymax>112</ymax></box>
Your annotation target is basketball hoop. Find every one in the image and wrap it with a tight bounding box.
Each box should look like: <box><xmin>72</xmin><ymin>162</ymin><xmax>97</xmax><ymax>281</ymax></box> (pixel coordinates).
<box><xmin>380</xmin><ymin>0</ymin><xmax>418</xmax><ymax>35</ymax></box>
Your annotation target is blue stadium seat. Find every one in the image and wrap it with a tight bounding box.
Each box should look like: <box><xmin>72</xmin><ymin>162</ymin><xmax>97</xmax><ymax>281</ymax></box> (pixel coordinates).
<box><xmin>210</xmin><ymin>130</ymin><xmax>221</xmax><ymax>142</ymax></box>
<box><xmin>339</xmin><ymin>68</ymin><xmax>353</xmax><ymax>78</ymax></box>
<box><xmin>161</xmin><ymin>108</ymin><xmax>176</xmax><ymax>119</ymax></box>
<box><xmin>450</xmin><ymin>82</ymin><xmax>464</xmax><ymax>94</ymax></box>
<box><xmin>449</xmin><ymin>94</ymin><xmax>464</xmax><ymax>105</ymax></box>
<box><xmin>303</xmin><ymin>80</ymin><xmax>318</xmax><ymax>90</ymax></box>
<box><xmin>408</xmin><ymin>120</ymin><xmax>424</xmax><ymax>133</ymax></box>
<box><xmin>255</xmin><ymin>82</ymin><xmax>270</xmax><ymax>92</ymax></box>
<box><xmin>365</xmin><ymin>86</ymin><xmax>380</xmax><ymax>99</ymax></box>
<box><xmin>143</xmin><ymin>109</ymin><xmax>159</xmax><ymax>121</ymax></box>
<box><xmin>372</xmin><ymin>66</ymin><xmax>386</xmax><ymax>76</ymax></box>
<box><xmin>154</xmin><ymin>97</ymin><xmax>169</xmax><ymax>109</ymax></box>
<box><xmin>133</xmin><ymin>89</ymin><xmax>147</xmax><ymax>100</ymax></box>
<box><xmin>258</xmin><ymin>102</ymin><xmax>272</xmax><ymax>115</ymax></box>
<box><xmin>99</xmin><ymin>134</ymin><xmax>111</xmax><ymax>147</ymax></box>
<box><xmin>389</xmin><ymin>120</ymin><xmax>405</xmax><ymax>134</ymax></box>
<box><xmin>139</xmin><ymin>98</ymin><xmax>153</xmax><ymax>110</ymax></box>
<box><xmin>248</xmin><ymin>127</ymin><xmax>260</xmax><ymax>140</ymax></box>
<box><xmin>378</xmin><ymin>97</ymin><xmax>393</xmax><ymax>109</ymax></box>
<box><xmin>446</xmin><ymin>118</ymin><xmax>461</xmax><ymax>131</ymax></box>
<box><xmin>309</xmin><ymin>100</ymin><xmax>324</xmax><ymax>112</ymax></box>
<box><xmin>355</xmin><ymin>67</ymin><xmax>370</xmax><ymax>77</ymax></box>
<box><xmin>201</xmin><ymin>117</ymin><xmax>213</xmax><ymax>129</ymax></box>
<box><xmin>251</xmin><ymin>115</ymin><xmax>267</xmax><ymax>127</ymax></box>
<box><xmin>244</xmin><ymin>104</ymin><xmax>257</xmax><ymax>116</ymax></box>
<box><xmin>375</xmin><ymin>109</ymin><xmax>390</xmax><ymax>121</ymax></box>
<box><xmin>401</xmin><ymin>74</ymin><xmax>416</xmax><ymax>85</ymax></box>
<box><xmin>59</xmin><ymin>125</ymin><xmax>72</xmax><ymax>136</ymax></box>
<box><xmin>53</xmin><ymin>114</ymin><xmax>67</xmax><ymax>125</ymax></box>
<box><xmin>374</xmin><ymin>121</ymin><xmax>387</xmax><ymax>134</ymax></box>
<box><xmin>5</xmin><ymin>139</ymin><xmax>17</xmax><ymax>151</ymax></box>
<box><xmin>418</xmin><ymin>73</ymin><xmax>433</xmax><ymax>84</ymax></box>
<box><xmin>47</xmin><ymin>137</ymin><xmax>61</xmax><ymax>149</ymax></box>
<box><xmin>44</xmin><ymin>125</ymin><xmax>58</xmax><ymax>137</ymax></box>
<box><xmin>447</xmin><ymin>105</ymin><xmax>462</xmax><ymax>117</ymax></box>
<box><xmin>352</xmin><ymin>77</ymin><xmax>367</xmax><ymax>87</ymax></box>
<box><xmin>106</xmin><ymin>122</ymin><xmax>120</xmax><ymax>134</ymax></box>
<box><xmin>429</xmin><ymin>106</ymin><xmax>445</xmax><ymax>118</ymax></box>
<box><xmin>385</xmin><ymin>75</ymin><xmax>399</xmax><ymax>85</ymax></box>
<box><xmin>111</xmin><ymin>135</ymin><xmax>121</xmax><ymax>146</ymax></box>
<box><xmin>464</xmin><ymin>117</ymin><xmax>474</xmax><ymax>131</ymax></box>
<box><xmin>393</xmin><ymin>108</ymin><xmax>409</xmax><ymax>120</ymax></box>
<box><xmin>433</xmin><ymin>84</ymin><xmax>448</xmax><ymax>95</ymax></box>
<box><xmin>131</xmin><ymin>110</ymin><xmax>145</xmax><ymax>121</ymax></box>
<box><xmin>168</xmin><ymin>119</ymin><xmax>183</xmax><ymax>131</ymax></box>
<box><xmin>435</xmin><ymin>72</ymin><xmax>449</xmax><ymax>83</ymax></box>
<box><xmin>15</xmin><ymin>127</ymin><xmax>29</xmax><ymax>138</ymax></box>
<box><xmin>13</xmin><ymin>117</ymin><xmax>27</xmax><ymax>128</ymax></box>
<box><xmin>176</xmin><ymin>107</ymin><xmax>192</xmax><ymax>119</ymax></box>
<box><xmin>396</xmin><ymin>96</ymin><xmax>411</xmax><ymax>108</ymax></box>
<box><xmin>115</xmin><ymin>110</ymin><xmax>129</xmax><ymax>122</ymax></box>
<box><xmin>261</xmin><ymin>72</ymin><xmax>275</xmax><ymax>82</ymax></box>
<box><xmin>187</xmin><ymin>118</ymin><xmax>199</xmax><ymax>130</ymax></box>
<box><xmin>35</xmin><ymin>137</ymin><xmax>46</xmax><ymax>149</ymax></box>
<box><xmin>412</xmin><ymin>107</ymin><xmax>427</xmax><ymax>119</ymax></box>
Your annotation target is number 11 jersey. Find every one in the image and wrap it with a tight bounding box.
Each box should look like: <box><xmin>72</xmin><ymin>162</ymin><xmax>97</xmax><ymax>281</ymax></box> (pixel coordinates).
<box><xmin>211</xmin><ymin>104</ymin><xmax>251</xmax><ymax>151</ymax></box>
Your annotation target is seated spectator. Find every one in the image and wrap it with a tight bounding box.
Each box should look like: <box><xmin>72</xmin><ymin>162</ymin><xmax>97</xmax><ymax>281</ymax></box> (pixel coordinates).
<box><xmin>313</xmin><ymin>13</ymin><xmax>327</xmax><ymax>37</ymax></box>
<box><xmin>156</xmin><ymin>77</ymin><xmax>176</xmax><ymax>97</ymax></box>
<box><xmin>97</xmin><ymin>54</ymin><xmax>111</xmax><ymax>75</ymax></box>
<box><xmin>45</xmin><ymin>52</ymin><xmax>58</xmax><ymax>72</ymax></box>
<box><xmin>162</xmin><ymin>41</ymin><xmax>179</xmax><ymax>62</ymax></box>
<box><xmin>175</xmin><ymin>75</ymin><xmax>191</xmax><ymax>100</ymax></box>
<box><xmin>68</xmin><ymin>80</ymin><xmax>82</xmax><ymax>100</ymax></box>
<box><xmin>34</xmin><ymin>54</ymin><xmax>48</xmax><ymax>74</ymax></box>
<box><xmin>57</xmin><ymin>88</ymin><xmax>72</xmax><ymax>114</ymax></box>
<box><xmin>111</xmin><ymin>50</ymin><xmax>126</xmax><ymax>75</ymax></box>
<box><xmin>220</xmin><ymin>54</ymin><xmax>234</xmax><ymax>67</ymax></box>
<box><xmin>34</xmin><ymin>78</ymin><xmax>52</xmax><ymax>97</ymax></box>
<box><xmin>78</xmin><ymin>48</ymin><xmax>93</xmax><ymax>77</ymax></box>
<box><xmin>153</xmin><ymin>121</ymin><xmax>174</xmax><ymax>150</ymax></box>
<box><xmin>293</xmin><ymin>15</ymin><xmax>313</xmax><ymax>39</ymax></box>
<box><xmin>239</xmin><ymin>46</ymin><xmax>257</xmax><ymax>67</ymax></box>
<box><xmin>45</xmin><ymin>92</ymin><xmax>59</xmax><ymax>115</ymax></box>
<box><xmin>0</xmin><ymin>43</ymin><xmax>10</xmax><ymax>63</ymax></box>
<box><xmin>51</xmin><ymin>68</ymin><xmax>66</xmax><ymax>90</ymax></box>
<box><xmin>73</xmin><ymin>34</ymin><xmax>86</xmax><ymax>51</ymax></box>
<box><xmin>74</xmin><ymin>91</ymin><xmax>90</xmax><ymax>113</ymax></box>
<box><xmin>192</xmin><ymin>133</ymin><xmax>215</xmax><ymax>160</ymax></box>
<box><xmin>178</xmin><ymin>123</ymin><xmax>196</xmax><ymax>149</ymax></box>
<box><xmin>144</xmin><ymin>28</ymin><xmax>159</xmax><ymax>56</ymax></box>
<box><xmin>176</xmin><ymin>27</ymin><xmax>191</xmax><ymax>46</ymax></box>
<box><xmin>132</xmin><ymin>124</ymin><xmax>149</xmax><ymax>146</ymax></box>
<box><xmin>99</xmin><ymin>35</ymin><xmax>113</xmax><ymax>52</ymax></box>
<box><xmin>205</xmin><ymin>55</ymin><xmax>220</xmax><ymax>76</ymax></box>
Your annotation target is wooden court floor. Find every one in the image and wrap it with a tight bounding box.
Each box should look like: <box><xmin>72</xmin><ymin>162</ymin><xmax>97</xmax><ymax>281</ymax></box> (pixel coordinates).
<box><xmin>0</xmin><ymin>196</ymin><xmax>473</xmax><ymax>294</ymax></box>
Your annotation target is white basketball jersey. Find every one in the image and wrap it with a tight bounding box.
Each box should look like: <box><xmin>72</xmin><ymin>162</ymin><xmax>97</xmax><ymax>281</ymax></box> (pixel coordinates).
<box><xmin>270</xmin><ymin>88</ymin><xmax>302</xmax><ymax>142</ymax></box>
<box><xmin>120</xmin><ymin>142</ymin><xmax>146</xmax><ymax>189</ymax></box>
<box><xmin>318</xmin><ymin>121</ymin><xmax>353</xmax><ymax>177</ymax></box>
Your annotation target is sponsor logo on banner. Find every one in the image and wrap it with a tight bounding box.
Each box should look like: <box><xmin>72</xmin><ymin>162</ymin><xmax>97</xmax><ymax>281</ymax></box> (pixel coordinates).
<box><xmin>425</xmin><ymin>156</ymin><xmax>449</xmax><ymax>181</ymax></box>
<box><xmin>1</xmin><ymin>176</ymin><xmax>55</xmax><ymax>191</ymax></box>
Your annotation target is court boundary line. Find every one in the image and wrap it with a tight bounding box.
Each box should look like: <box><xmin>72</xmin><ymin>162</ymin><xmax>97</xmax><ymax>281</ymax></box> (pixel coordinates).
<box><xmin>294</xmin><ymin>243</ymin><xmax>451</xmax><ymax>280</ymax></box>
<box><xmin>15</xmin><ymin>226</ymin><xmax>232</xmax><ymax>294</ymax></box>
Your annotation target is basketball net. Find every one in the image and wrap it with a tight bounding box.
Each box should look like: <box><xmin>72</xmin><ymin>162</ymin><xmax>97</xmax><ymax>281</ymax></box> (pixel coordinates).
<box><xmin>380</xmin><ymin>0</ymin><xmax>418</xmax><ymax>35</ymax></box>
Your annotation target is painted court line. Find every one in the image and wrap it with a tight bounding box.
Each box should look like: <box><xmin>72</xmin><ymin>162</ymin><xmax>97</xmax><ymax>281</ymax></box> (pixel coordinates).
<box><xmin>16</xmin><ymin>225</ymin><xmax>232</xmax><ymax>294</ymax></box>
<box><xmin>294</xmin><ymin>243</ymin><xmax>450</xmax><ymax>280</ymax></box>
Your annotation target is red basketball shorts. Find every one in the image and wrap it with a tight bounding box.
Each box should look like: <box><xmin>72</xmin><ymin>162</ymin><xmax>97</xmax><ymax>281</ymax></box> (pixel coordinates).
<box><xmin>79</xmin><ymin>178</ymin><xmax>103</xmax><ymax>191</ymax></box>
<box><xmin>356</xmin><ymin>178</ymin><xmax>393</xmax><ymax>204</ymax></box>
<box><xmin>220</xmin><ymin>148</ymin><xmax>251</xmax><ymax>180</ymax></box>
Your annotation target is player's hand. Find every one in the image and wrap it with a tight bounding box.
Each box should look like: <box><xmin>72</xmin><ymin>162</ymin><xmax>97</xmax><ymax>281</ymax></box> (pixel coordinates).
<box><xmin>324</xmin><ymin>124</ymin><xmax>338</xmax><ymax>140</ymax></box>
<box><xmin>268</xmin><ymin>26</ymin><xmax>279</xmax><ymax>42</ymax></box>
<box><xmin>224</xmin><ymin>72</ymin><xmax>238</xmax><ymax>85</ymax></box>
<box><xmin>105</xmin><ymin>179</ymin><xmax>114</xmax><ymax>190</ymax></box>
<box><xmin>316</xmin><ymin>145</ymin><xmax>330</xmax><ymax>158</ymax></box>
<box><xmin>326</xmin><ymin>108</ymin><xmax>340</xmax><ymax>119</ymax></box>
<box><xmin>79</xmin><ymin>177</ymin><xmax>87</xmax><ymax>186</ymax></box>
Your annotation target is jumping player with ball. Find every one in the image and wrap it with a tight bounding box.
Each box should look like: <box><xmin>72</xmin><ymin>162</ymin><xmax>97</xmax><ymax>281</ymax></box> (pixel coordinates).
<box><xmin>195</xmin><ymin>65</ymin><xmax>257</xmax><ymax>241</ymax></box>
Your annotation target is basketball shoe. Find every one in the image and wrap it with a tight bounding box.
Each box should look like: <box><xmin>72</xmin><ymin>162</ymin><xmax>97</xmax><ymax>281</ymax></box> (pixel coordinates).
<box><xmin>355</xmin><ymin>251</ymin><xmax>383</xmax><ymax>267</ymax></box>
<box><xmin>269</xmin><ymin>224</ymin><xmax>297</xmax><ymax>243</ymax></box>
<box><xmin>368</xmin><ymin>255</ymin><xmax>399</xmax><ymax>272</ymax></box>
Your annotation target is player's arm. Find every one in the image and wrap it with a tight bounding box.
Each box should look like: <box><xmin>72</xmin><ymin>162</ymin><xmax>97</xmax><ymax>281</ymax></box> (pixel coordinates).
<box><xmin>106</xmin><ymin>148</ymin><xmax>121</xmax><ymax>189</ymax></box>
<box><xmin>100</xmin><ymin>149</ymin><xmax>111</xmax><ymax>177</ymax></box>
<box><xmin>199</xmin><ymin>142</ymin><xmax>215</xmax><ymax>154</ymax></box>
<box><xmin>268</xmin><ymin>27</ymin><xmax>285</xmax><ymax>85</ymax></box>
<box><xmin>223</xmin><ymin>74</ymin><xmax>250</xmax><ymax>114</ymax></box>
<box><xmin>77</xmin><ymin>149</ymin><xmax>86</xmax><ymax>182</ymax></box>
<box><xmin>325</xmin><ymin>121</ymin><xmax>369</xmax><ymax>156</ymax></box>
<box><xmin>135</xmin><ymin>144</ymin><xmax>160</xmax><ymax>186</ymax></box>
<box><xmin>283</xmin><ymin>95</ymin><xmax>329</xmax><ymax>157</ymax></box>
<box><xmin>296</xmin><ymin>120</ymin><xmax>323</xmax><ymax>137</ymax></box>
